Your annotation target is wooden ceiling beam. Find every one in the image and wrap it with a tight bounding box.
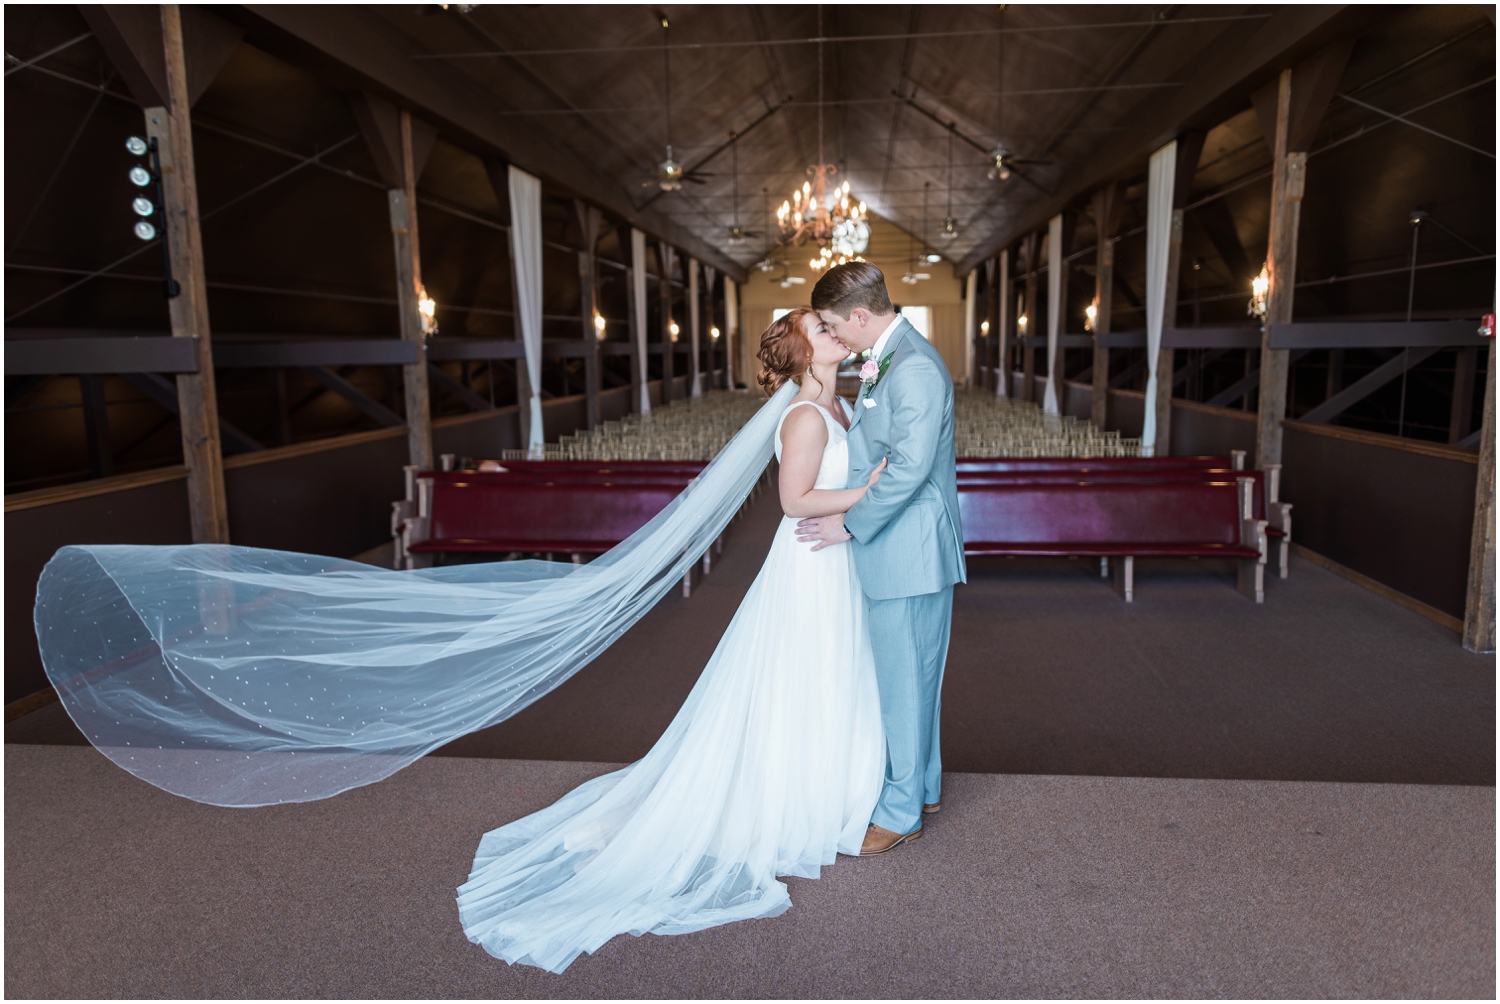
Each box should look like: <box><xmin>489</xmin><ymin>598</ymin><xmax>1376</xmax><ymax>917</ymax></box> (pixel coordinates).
<box><xmin>237</xmin><ymin>5</ymin><xmax>748</xmax><ymax>283</ymax></box>
<box><xmin>956</xmin><ymin>5</ymin><xmax>1371</xmax><ymax>277</ymax></box>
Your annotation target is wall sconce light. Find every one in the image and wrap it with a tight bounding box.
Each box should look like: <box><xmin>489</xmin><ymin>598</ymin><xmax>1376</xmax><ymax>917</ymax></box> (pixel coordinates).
<box><xmin>1248</xmin><ymin>263</ymin><xmax>1269</xmax><ymax>320</ymax></box>
<box><xmin>1084</xmin><ymin>302</ymin><xmax>1098</xmax><ymax>333</ymax></box>
<box><xmin>709</xmin><ymin>325</ymin><xmax>721</xmax><ymax>341</ymax></box>
<box><xmin>1018</xmin><ymin>314</ymin><xmax>1028</xmax><ymax>332</ymax></box>
<box><xmin>418</xmin><ymin>285</ymin><xmax>438</xmax><ymax>336</ymax></box>
<box><xmin>593</xmin><ymin>313</ymin><xmax>607</xmax><ymax>340</ymax></box>
<box><xmin>980</xmin><ymin>320</ymin><xmax>990</xmax><ymax>335</ymax></box>
<box><xmin>668</xmin><ymin>320</ymin><xmax>680</xmax><ymax>341</ymax></box>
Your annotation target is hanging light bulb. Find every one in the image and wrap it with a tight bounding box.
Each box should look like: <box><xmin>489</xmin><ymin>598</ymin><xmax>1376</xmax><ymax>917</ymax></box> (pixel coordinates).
<box><xmin>709</xmin><ymin>325</ymin><xmax>721</xmax><ymax>341</ymax></box>
<box><xmin>1248</xmin><ymin>263</ymin><xmax>1270</xmax><ymax>320</ymax></box>
<box><xmin>1084</xmin><ymin>302</ymin><xmax>1098</xmax><ymax>332</ymax></box>
<box><xmin>1018</xmin><ymin>314</ymin><xmax>1029</xmax><ymax>332</ymax></box>
<box><xmin>668</xmin><ymin>320</ymin><xmax>680</xmax><ymax>341</ymax></box>
<box><xmin>418</xmin><ymin>285</ymin><xmax>438</xmax><ymax>336</ymax></box>
<box><xmin>987</xmin><ymin>144</ymin><xmax>1012</xmax><ymax>182</ymax></box>
<box><xmin>593</xmin><ymin>313</ymin><xmax>607</xmax><ymax>340</ymax></box>
<box><xmin>980</xmin><ymin>320</ymin><xmax>990</xmax><ymax>335</ymax></box>
<box><xmin>941</xmin><ymin>217</ymin><xmax>958</xmax><ymax>240</ymax></box>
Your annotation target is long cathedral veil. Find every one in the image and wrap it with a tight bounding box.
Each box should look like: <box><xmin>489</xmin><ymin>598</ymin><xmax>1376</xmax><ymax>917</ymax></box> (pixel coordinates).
<box><xmin>32</xmin><ymin>382</ymin><xmax>797</xmax><ymax>808</ymax></box>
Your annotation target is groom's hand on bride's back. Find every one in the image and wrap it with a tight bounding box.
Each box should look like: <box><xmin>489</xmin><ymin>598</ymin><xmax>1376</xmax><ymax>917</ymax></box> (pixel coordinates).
<box><xmin>796</xmin><ymin>513</ymin><xmax>852</xmax><ymax>551</ymax></box>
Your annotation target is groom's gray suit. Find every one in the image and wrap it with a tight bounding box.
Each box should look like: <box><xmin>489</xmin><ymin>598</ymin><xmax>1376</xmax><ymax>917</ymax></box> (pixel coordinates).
<box><xmin>843</xmin><ymin>318</ymin><xmax>966</xmax><ymax>836</ymax></box>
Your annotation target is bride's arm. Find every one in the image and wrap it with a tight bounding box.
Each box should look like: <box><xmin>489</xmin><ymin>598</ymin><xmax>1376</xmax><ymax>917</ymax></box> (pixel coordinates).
<box><xmin>778</xmin><ymin>406</ymin><xmax>885</xmax><ymax>518</ymax></box>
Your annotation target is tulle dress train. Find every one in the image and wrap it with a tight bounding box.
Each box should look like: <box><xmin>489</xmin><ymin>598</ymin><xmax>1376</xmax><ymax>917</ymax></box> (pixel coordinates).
<box><xmin>456</xmin><ymin>399</ymin><xmax>884</xmax><ymax>973</ymax></box>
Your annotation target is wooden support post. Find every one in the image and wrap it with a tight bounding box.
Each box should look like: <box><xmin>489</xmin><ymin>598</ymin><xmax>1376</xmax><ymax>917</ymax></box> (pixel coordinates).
<box><xmin>1091</xmin><ymin>183</ymin><xmax>1118</xmax><ymax>428</ymax></box>
<box><xmin>1449</xmin><ymin>345</ymin><xmax>1479</xmax><ymax>444</ymax></box>
<box><xmin>1463</xmin><ymin>338</ymin><xmax>1495</xmax><ymax>653</ymax></box>
<box><xmin>1255</xmin><ymin>70</ymin><xmax>1300</xmax><ymax>468</ymax></box>
<box><xmin>78</xmin><ymin>374</ymin><xmax>114</xmax><ymax>478</ymax></box>
<box><xmin>148</xmin><ymin>5</ymin><xmax>227</xmax><ymax>542</ymax></box>
<box><xmin>1154</xmin><ymin>132</ymin><xmax>1203</xmax><ymax>455</ymax></box>
<box><xmin>688</xmin><ymin>256</ymin><xmax>702</xmax><ymax>397</ymax></box>
<box><xmin>354</xmin><ymin>95</ymin><xmax>438</xmax><ymax>469</ymax></box>
<box><xmin>573</xmin><ymin>200</ymin><xmax>603</xmax><ymax>428</ymax></box>
<box><xmin>394</xmin><ymin>113</ymin><xmax>433</xmax><ymax>471</ymax></box>
<box><xmin>658</xmin><ymin>243</ymin><xmax>675</xmax><ymax>406</ymax></box>
<box><xmin>995</xmin><ymin>248</ymin><xmax>1010</xmax><ymax>399</ymax></box>
<box><xmin>1252</xmin><ymin>42</ymin><xmax>1352</xmax><ymax>467</ymax></box>
<box><xmin>626</xmin><ymin>264</ymin><xmax>644</xmax><ymax>413</ymax></box>
<box><xmin>1022</xmin><ymin>233</ymin><xmax>1039</xmax><ymax>402</ymax></box>
<box><xmin>578</xmin><ymin>250</ymin><xmax>600</xmax><ymax>429</ymax></box>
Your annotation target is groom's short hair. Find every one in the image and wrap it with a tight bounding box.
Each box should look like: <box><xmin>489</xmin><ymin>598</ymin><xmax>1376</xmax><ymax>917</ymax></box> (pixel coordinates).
<box><xmin>811</xmin><ymin>261</ymin><xmax>893</xmax><ymax>318</ymax></box>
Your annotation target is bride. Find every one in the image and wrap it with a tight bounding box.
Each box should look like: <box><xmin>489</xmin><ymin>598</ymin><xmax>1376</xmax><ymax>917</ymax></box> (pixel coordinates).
<box><xmin>456</xmin><ymin>307</ymin><xmax>889</xmax><ymax>972</ymax></box>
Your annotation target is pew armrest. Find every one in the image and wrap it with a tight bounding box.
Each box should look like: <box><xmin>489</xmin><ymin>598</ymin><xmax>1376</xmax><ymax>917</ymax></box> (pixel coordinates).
<box><xmin>1267</xmin><ymin>501</ymin><xmax>1291</xmax><ymax>535</ymax></box>
<box><xmin>1240</xmin><ymin>518</ymin><xmax>1269</xmax><ymax>563</ymax></box>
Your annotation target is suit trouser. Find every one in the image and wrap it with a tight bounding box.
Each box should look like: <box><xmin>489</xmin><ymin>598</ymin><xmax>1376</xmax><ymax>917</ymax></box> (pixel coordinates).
<box><xmin>865</xmin><ymin>585</ymin><xmax>954</xmax><ymax>835</ymax></box>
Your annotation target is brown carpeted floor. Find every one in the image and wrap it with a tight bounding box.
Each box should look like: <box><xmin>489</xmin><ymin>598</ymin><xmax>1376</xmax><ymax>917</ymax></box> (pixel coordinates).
<box><xmin>9</xmin><ymin>489</ymin><xmax>1493</xmax><ymax>784</ymax></box>
<box><xmin>5</xmin><ymin>744</ymin><xmax>1492</xmax><ymax>998</ymax></box>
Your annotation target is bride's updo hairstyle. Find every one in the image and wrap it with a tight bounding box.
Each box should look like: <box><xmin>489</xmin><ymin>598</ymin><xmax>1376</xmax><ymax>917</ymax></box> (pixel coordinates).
<box><xmin>756</xmin><ymin>307</ymin><xmax>817</xmax><ymax>394</ymax></box>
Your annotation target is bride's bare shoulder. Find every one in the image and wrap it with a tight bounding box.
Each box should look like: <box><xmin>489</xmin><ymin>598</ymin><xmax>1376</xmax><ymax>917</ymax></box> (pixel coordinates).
<box><xmin>778</xmin><ymin>402</ymin><xmax>829</xmax><ymax>450</ymax></box>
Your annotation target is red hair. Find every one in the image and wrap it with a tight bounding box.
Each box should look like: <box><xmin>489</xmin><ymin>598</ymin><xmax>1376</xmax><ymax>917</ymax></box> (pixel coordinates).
<box><xmin>756</xmin><ymin>308</ymin><xmax>817</xmax><ymax>394</ymax></box>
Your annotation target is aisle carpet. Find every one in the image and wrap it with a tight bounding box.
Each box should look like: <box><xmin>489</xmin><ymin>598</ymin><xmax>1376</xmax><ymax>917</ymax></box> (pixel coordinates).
<box><xmin>9</xmin><ymin>489</ymin><xmax>1493</xmax><ymax>784</ymax></box>
<box><xmin>5</xmin><ymin>744</ymin><xmax>1491</xmax><ymax>999</ymax></box>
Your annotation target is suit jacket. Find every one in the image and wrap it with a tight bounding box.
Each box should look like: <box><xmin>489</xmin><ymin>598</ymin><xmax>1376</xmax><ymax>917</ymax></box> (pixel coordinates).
<box><xmin>843</xmin><ymin>318</ymin><xmax>967</xmax><ymax>601</ymax></box>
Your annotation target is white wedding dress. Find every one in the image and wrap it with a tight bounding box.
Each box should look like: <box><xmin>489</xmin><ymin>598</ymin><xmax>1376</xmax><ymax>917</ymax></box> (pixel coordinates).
<box><xmin>457</xmin><ymin>398</ymin><xmax>885</xmax><ymax>973</ymax></box>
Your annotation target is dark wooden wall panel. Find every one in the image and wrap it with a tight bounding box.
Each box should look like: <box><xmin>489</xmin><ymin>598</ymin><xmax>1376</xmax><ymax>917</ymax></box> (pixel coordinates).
<box><xmin>5</xmin><ymin>480</ymin><xmax>193</xmax><ymax>703</ymax></box>
<box><xmin>1282</xmin><ymin>429</ymin><xmax>1477</xmax><ymax>618</ymax></box>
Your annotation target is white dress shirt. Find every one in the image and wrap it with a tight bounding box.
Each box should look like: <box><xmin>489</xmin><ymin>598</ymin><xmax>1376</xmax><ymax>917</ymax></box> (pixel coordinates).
<box><xmin>868</xmin><ymin>314</ymin><xmax>903</xmax><ymax>360</ymax></box>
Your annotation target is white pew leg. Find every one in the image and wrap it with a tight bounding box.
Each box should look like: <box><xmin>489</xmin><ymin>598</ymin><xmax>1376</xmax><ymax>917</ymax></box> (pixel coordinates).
<box><xmin>682</xmin><ymin>569</ymin><xmax>693</xmax><ymax>598</ymax></box>
<box><xmin>1111</xmin><ymin>555</ymin><xmax>1134</xmax><ymax>602</ymax></box>
<box><xmin>1278</xmin><ymin>539</ymin><xmax>1289</xmax><ymax>579</ymax></box>
<box><xmin>1238</xmin><ymin>558</ymin><xmax>1265</xmax><ymax>603</ymax></box>
<box><xmin>1099</xmin><ymin>556</ymin><xmax>1109</xmax><ymax>578</ymax></box>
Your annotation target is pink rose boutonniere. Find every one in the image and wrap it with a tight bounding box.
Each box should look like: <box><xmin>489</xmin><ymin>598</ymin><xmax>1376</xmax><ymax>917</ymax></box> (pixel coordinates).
<box><xmin>858</xmin><ymin>352</ymin><xmax>894</xmax><ymax>408</ymax></box>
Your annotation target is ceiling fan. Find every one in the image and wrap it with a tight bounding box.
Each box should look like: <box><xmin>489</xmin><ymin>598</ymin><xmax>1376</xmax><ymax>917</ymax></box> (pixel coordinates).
<box><xmin>726</xmin><ymin>133</ymin><xmax>761</xmax><ymax>243</ymax></box>
<box><xmin>987</xmin><ymin>7</ymin><xmax>1051</xmax><ymax>182</ymax></box>
<box><xmin>901</xmin><ymin>213</ymin><xmax>931</xmax><ymax>285</ymax></box>
<box><xmin>644</xmin><ymin>13</ymin><xmax>711</xmax><ymax>191</ymax></box>
<box><xmin>773</xmin><ymin>262</ymin><xmax>807</xmax><ymax>289</ymax></box>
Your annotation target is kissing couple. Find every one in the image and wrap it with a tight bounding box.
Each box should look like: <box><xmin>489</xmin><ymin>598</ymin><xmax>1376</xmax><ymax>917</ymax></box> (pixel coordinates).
<box><xmin>458</xmin><ymin>261</ymin><xmax>967</xmax><ymax>972</ymax></box>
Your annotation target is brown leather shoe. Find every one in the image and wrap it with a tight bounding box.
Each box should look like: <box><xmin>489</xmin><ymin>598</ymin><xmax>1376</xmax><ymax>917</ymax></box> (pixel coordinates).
<box><xmin>923</xmin><ymin>801</ymin><xmax>941</xmax><ymax>814</ymax></box>
<box><xmin>861</xmin><ymin>823</ymin><xmax>922</xmax><ymax>855</ymax></box>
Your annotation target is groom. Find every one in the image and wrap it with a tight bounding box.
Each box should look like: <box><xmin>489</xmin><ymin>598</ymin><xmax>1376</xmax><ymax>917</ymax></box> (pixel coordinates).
<box><xmin>798</xmin><ymin>262</ymin><xmax>966</xmax><ymax>854</ymax></box>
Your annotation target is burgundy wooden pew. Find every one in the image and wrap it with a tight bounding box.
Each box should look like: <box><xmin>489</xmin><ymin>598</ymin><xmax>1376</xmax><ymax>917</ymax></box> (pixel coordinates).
<box><xmin>391</xmin><ymin>462</ymin><xmax>731</xmax><ymax>596</ymax></box>
<box><xmin>955</xmin><ymin>454</ymin><xmax>1292</xmax><ymax>578</ymax></box>
<box><xmin>958</xmin><ymin>476</ymin><xmax>1269</xmax><ymax>602</ymax></box>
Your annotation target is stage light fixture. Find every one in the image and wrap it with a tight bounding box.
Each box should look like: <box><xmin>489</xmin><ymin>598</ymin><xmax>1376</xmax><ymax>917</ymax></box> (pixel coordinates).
<box><xmin>129</xmin><ymin>166</ymin><xmax>151</xmax><ymax>186</ymax></box>
<box><xmin>132</xmin><ymin>197</ymin><xmax>154</xmax><ymax>217</ymax></box>
<box><xmin>133</xmin><ymin>221</ymin><xmax>157</xmax><ymax>241</ymax></box>
<box><xmin>125</xmin><ymin>136</ymin><xmax>148</xmax><ymax>156</ymax></box>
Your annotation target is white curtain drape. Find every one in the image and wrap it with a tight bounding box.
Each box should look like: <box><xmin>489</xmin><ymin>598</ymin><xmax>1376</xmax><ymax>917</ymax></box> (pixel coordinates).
<box><xmin>1141</xmin><ymin>140</ymin><xmax>1177</xmax><ymax>457</ymax></box>
<box><xmin>688</xmin><ymin>257</ymin><xmax>702</xmax><ymax>396</ymax></box>
<box><xmin>1043</xmin><ymin>213</ymin><xmax>1063</xmax><ymax>415</ymax></box>
<box><xmin>725</xmin><ymin>277</ymin><xmax>739</xmax><ymax>389</ymax></box>
<box><xmin>963</xmin><ymin>269</ymin><xmax>977</xmax><ymax>388</ymax></box>
<box><xmin>508</xmin><ymin>166</ymin><xmax>546</xmax><ymax>454</ymax></box>
<box><xmin>631</xmin><ymin>228</ymin><xmax>651</xmax><ymax>414</ymax></box>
